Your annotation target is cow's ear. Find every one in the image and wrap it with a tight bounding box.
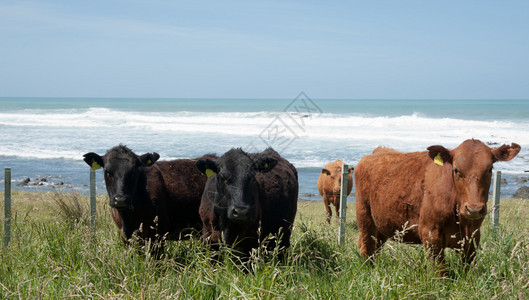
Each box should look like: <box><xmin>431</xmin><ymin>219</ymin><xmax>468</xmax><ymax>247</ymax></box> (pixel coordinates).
<box><xmin>492</xmin><ymin>143</ymin><xmax>521</xmax><ymax>162</ymax></box>
<box><xmin>427</xmin><ymin>145</ymin><xmax>452</xmax><ymax>166</ymax></box>
<box><xmin>196</xmin><ymin>159</ymin><xmax>218</xmax><ymax>178</ymax></box>
<box><xmin>254</xmin><ymin>157</ymin><xmax>277</xmax><ymax>173</ymax></box>
<box><xmin>321</xmin><ymin>169</ymin><xmax>331</xmax><ymax>176</ymax></box>
<box><xmin>83</xmin><ymin>152</ymin><xmax>104</xmax><ymax>170</ymax></box>
<box><xmin>139</xmin><ymin>152</ymin><xmax>159</xmax><ymax>166</ymax></box>
<box><xmin>348</xmin><ymin>167</ymin><xmax>354</xmax><ymax>173</ymax></box>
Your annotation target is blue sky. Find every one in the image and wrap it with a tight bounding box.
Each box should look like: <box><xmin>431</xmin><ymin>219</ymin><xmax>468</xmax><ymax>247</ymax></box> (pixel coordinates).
<box><xmin>1</xmin><ymin>1</ymin><xmax>528</xmax><ymax>99</ymax></box>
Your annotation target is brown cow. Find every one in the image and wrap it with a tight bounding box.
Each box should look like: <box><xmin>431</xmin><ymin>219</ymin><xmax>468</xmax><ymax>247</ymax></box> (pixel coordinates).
<box><xmin>317</xmin><ymin>160</ymin><xmax>353</xmax><ymax>223</ymax></box>
<box><xmin>355</xmin><ymin>139</ymin><xmax>520</xmax><ymax>273</ymax></box>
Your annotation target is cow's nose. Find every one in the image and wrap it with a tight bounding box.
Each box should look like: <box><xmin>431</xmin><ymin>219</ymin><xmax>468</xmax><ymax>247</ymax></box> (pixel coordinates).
<box><xmin>229</xmin><ymin>205</ymin><xmax>251</xmax><ymax>222</ymax></box>
<box><xmin>464</xmin><ymin>204</ymin><xmax>485</xmax><ymax>219</ymax></box>
<box><xmin>112</xmin><ymin>195</ymin><xmax>127</xmax><ymax>208</ymax></box>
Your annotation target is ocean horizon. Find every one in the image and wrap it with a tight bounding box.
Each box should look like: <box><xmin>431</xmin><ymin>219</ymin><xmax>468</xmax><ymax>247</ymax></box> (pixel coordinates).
<box><xmin>1</xmin><ymin>97</ymin><xmax>528</xmax><ymax>200</ymax></box>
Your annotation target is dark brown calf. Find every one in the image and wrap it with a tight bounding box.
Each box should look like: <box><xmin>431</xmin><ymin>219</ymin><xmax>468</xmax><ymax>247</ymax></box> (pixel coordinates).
<box><xmin>83</xmin><ymin>145</ymin><xmax>216</xmax><ymax>253</ymax></box>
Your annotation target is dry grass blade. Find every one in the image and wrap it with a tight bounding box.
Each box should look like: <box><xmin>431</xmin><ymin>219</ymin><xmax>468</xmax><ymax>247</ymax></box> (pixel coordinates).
<box><xmin>52</xmin><ymin>191</ymin><xmax>89</xmax><ymax>225</ymax></box>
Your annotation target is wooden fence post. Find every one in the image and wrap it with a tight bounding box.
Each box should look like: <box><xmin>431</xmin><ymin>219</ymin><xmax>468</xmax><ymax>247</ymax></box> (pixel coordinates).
<box><xmin>90</xmin><ymin>167</ymin><xmax>96</xmax><ymax>235</ymax></box>
<box><xmin>4</xmin><ymin>168</ymin><xmax>12</xmax><ymax>247</ymax></box>
<box><xmin>491</xmin><ymin>170</ymin><xmax>501</xmax><ymax>232</ymax></box>
<box><xmin>338</xmin><ymin>164</ymin><xmax>349</xmax><ymax>245</ymax></box>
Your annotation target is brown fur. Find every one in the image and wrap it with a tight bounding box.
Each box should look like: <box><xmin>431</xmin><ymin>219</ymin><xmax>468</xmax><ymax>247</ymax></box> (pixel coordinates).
<box><xmin>113</xmin><ymin>154</ymin><xmax>217</xmax><ymax>245</ymax></box>
<box><xmin>372</xmin><ymin>146</ymin><xmax>400</xmax><ymax>155</ymax></box>
<box><xmin>316</xmin><ymin>160</ymin><xmax>353</xmax><ymax>223</ymax></box>
<box><xmin>355</xmin><ymin>139</ymin><xmax>520</xmax><ymax>273</ymax></box>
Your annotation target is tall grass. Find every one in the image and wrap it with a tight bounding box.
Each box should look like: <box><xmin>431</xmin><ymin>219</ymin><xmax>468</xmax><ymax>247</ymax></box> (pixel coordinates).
<box><xmin>52</xmin><ymin>191</ymin><xmax>90</xmax><ymax>226</ymax></box>
<box><xmin>0</xmin><ymin>191</ymin><xmax>528</xmax><ymax>299</ymax></box>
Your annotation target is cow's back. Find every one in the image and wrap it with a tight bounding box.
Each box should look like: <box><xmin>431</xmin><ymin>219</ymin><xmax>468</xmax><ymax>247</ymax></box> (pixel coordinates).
<box><xmin>355</xmin><ymin>150</ymin><xmax>429</xmax><ymax>240</ymax></box>
<box><xmin>253</xmin><ymin>149</ymin><xmax>298</xmax><ymax>240</ymax></box>
<box><xmin>145</xmin><ymin>154</ymin><xmax>217</xmax><ymax>236</ymax></box>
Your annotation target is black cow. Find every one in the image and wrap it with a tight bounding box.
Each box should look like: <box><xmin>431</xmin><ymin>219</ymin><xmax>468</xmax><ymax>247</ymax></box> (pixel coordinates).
<box><xmin>83</xmin><ymin>145</ymin><xmax>216</xmax><ymax>253</ymax></box>
<box><xmin>195</xmin><ymin>148</ymin><xmax>298</xmax><ymax>257</ymax></box>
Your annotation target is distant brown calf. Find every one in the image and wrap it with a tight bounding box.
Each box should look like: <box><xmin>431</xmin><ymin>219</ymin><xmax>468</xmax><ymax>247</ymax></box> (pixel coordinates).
<box><xmin>355</xmin><ymin>139</ymin><xmax>520</xmax><ymax>273</ymax></box>
<box><xmin>317</xmin><ymin>160</ymin><xmax>353</xmax><ymax>223</ymax></box>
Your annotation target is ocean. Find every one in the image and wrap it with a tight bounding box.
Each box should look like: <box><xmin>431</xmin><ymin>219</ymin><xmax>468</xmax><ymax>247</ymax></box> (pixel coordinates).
<box><xmin>1</xmin><ymin>97</ymin><xmax>528</xmax><ymax>200</ymax></box>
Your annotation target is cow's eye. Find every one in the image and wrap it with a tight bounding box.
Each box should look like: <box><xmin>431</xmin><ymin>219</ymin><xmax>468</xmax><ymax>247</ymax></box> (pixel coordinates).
<box><xmin>453</xmin><ymin>168</ymin><xmax>463</xmax><ymax>178</ymax></box>
<box><xmin>105</xmin><ymin>170</ymin><xmax>113</xmax><ymax>179</ymax></box>
<box><xmin>217</xmin><ymin>173</ymin><xmax>228</xmax><ymax>182</ymax></box>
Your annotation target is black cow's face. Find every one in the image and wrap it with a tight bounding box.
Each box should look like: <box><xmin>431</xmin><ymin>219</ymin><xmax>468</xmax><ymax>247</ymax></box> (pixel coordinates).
<box><xmin>83</xmin><ymin>146</ymin><xmax>159</xmax><ymax>209</ymax></box>
<box><xmin>196</xmin><ymin>149</ymin><xmax>277</xmax><ymax>224</ymax></box>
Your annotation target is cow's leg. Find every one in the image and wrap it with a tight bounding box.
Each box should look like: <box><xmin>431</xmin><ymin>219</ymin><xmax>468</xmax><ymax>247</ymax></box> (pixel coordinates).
<box><xmin>275</xmin><ymin>225</ymin><xmax>293</xmax><ymax>261</ymax></box>
<box><xmin>334</xmin><ymin>199</ymin><xmax>340</xmax><ymax>223</ymax></box>
<box><xmin>461</xmin><ymin>230</ymin><xmax>480</xmax><ymax>266</ymax></box>
<box><xmin>150</xmin><ymin>238</ymin><xmax>165</xmax><ymax>259</ymax></box>
<box><xmin>260</xmin><ymin>221</ymin><xmax>292</xmax><ymax>258</ymax></box>
<box><xmin>421</xmin><ymin>229</ymin><xmax>448</xmax><ymax>276</ymax></box>
<box><xmin>323</xmin><ymin>196</ymin><xmax>332</xmax><ymax>224</ymax></box>
<box><xmin>357</xmin><ymin>201</ymin><xmax>377</xmax><ymax>259</ymax></box>
<box><xmin>111</xmin><ymin>208</ymin><xmax>128</xmax><ymax>244</ymax></box>
<box><xmin>429</xmin><ymin>246</ymin><xmax>448</xmax><ymax>276</ymax></box>
<box><xmin>139</xmin><ymin>224</ymin><xmax>165</xmax><ymax>259</ymax></box>
<box><xmin>374</xmin><ymin>231</ymin><xmax>388</xmax><ymax>253</ymax></box>
<box><xmin>358</xmin><ymin>228</ymin><xmax>377</xmax><ymax>259</ymax></box>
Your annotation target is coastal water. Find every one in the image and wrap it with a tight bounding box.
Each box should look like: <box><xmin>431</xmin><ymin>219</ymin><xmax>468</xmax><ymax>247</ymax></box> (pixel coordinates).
<box><xmin>1</xmin><ymin>97</ymin><xmax>528</xmax><ymax>199</ymax></box>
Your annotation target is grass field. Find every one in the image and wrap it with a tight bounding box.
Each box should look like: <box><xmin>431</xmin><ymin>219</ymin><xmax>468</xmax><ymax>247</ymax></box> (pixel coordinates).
<box><xmin>0</xmin><ymin>190</ymin><xmax>528</xmax><ymax>299</ymax></box>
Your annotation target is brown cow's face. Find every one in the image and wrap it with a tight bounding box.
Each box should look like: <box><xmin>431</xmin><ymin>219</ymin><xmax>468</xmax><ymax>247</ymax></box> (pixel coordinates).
<box><xmin>428</xmin><ymin>140</ymin><xmax>521</xmax><ymax>220</ymax></box>
<box><xmin>451</xmin><ymin>145</ymin><xmax>494</xmax><ymax>219</ymax></box>
<box><xmin>321</xmin><ymin>164</ymin><xmax>353</xmax><ymax>196</ymax></box>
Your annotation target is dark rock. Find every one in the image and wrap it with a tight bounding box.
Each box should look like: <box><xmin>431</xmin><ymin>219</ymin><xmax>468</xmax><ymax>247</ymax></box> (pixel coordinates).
<box><xmin>501</xmin><ymin>178</ymin><xmax>508</xmax><ymax>185</ymax></box>
<box><xmin>513</xmin><ymin>186</ymin><xmax>529</xmax><ymax>199</ymax></box>
<box><xmin>16</xmin><ymin>178</ymin><xmax>31</xmax><ymax>186</ymax></box>
<box><xmin>299</xmin><ymin>193</ymin><xmax>318</xmax><ymax>197</ymax></box>
<box><xmin>516</xmin><ymin>177</ymin><xmax>529</xmax><ymax>184</ymax></box>
<box><xmin>486</xmin><ymin>141</ymin><xmax>499</xmax><ymax>146</ymax></box>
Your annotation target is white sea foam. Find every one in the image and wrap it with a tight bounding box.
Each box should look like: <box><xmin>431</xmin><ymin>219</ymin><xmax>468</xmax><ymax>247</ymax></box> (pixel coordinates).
<box><xmin>0</xmin><ymin>108</ymin><xmax>527</xmax><ymax>174</ymax></box>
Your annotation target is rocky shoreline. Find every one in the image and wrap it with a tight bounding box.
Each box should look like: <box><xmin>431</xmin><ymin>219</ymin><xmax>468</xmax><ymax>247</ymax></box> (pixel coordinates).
<box><xmin>16</xmin><ymin>175</ymin><xmax>71</xmax><ymax>188</ymax></box>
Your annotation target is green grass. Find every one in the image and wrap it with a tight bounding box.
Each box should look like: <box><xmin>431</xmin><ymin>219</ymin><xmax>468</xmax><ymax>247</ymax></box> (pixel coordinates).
<box><xmin>1</xmin><ymin>191</ymin><xmax>528</xmax><ymax>299</ymax></box>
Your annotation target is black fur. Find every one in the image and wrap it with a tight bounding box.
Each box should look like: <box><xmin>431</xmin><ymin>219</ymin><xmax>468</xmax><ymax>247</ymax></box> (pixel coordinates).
<box><xmin>196</xmin><ymin>148</ymin><xmax>298</xmax><ymax>257</ymax></box>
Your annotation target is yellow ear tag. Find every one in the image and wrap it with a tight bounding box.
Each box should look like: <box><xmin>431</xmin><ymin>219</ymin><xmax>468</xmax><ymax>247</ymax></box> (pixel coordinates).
<box><xmin>264</xmin><ymin>163</ymin><xmax>269</xmax><ymax>169</ymax></box>
<box><xmin>323</xmin><ymin>173</ymin><xmax>328</xmax><ymax>176</ymax></box>
<box><xmin>147</xmin><ymin>159</ymin><xmax>152</xmax><ymax>165</ymax></box>
<box><xmin>503</xmin><ymin>153</ymin><xmax>509</xmax><ymax>159</ymax></box>
<box><xmin>91</xmin><ymin>161</ymin><xmax>101</xmax><ymax>170</ymax></box>
<box><xmin>205</xmin><ymin>169</ymin><xmax>215</xmax><ymax>178</ymax></box>
<box><xmin>433</xmin><ymin>153</ymin><xmax>444</xmax><ymax>166</ymax></box>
